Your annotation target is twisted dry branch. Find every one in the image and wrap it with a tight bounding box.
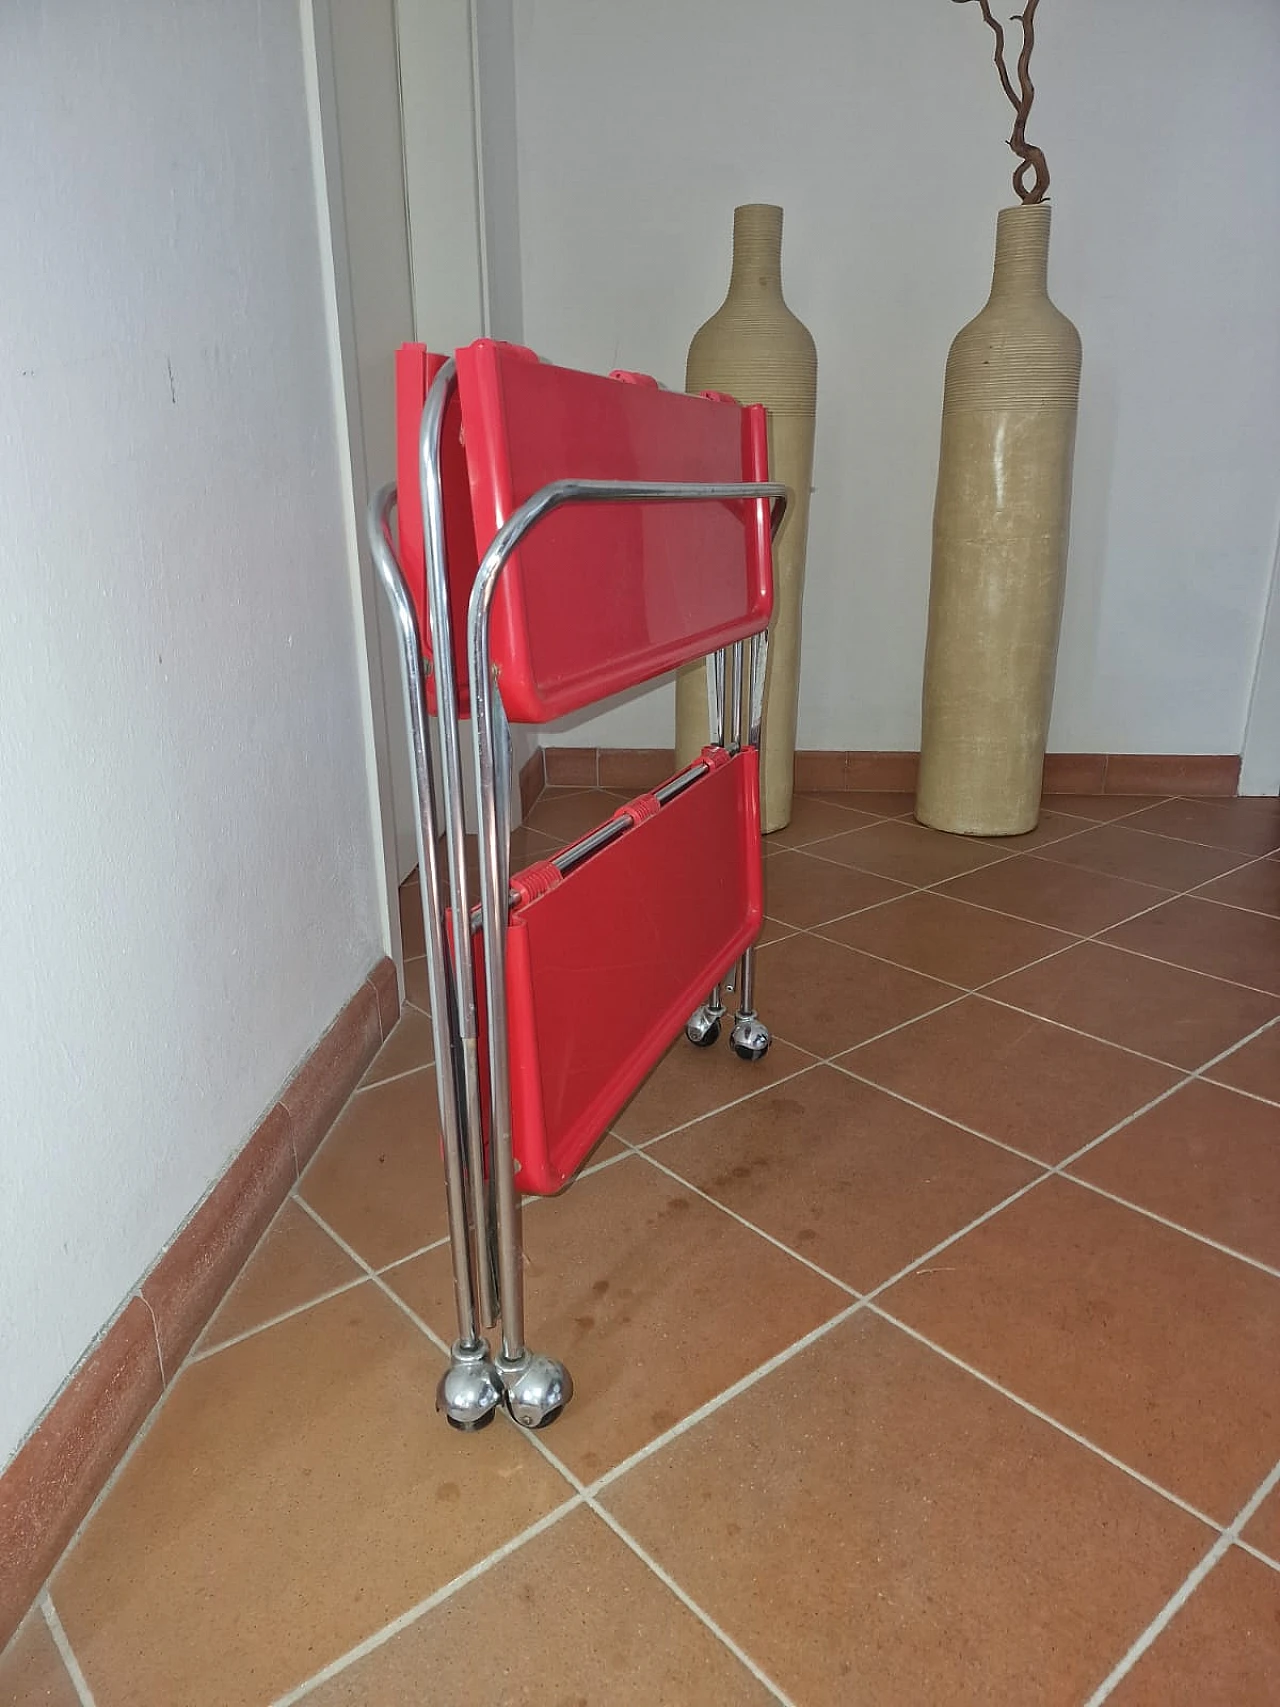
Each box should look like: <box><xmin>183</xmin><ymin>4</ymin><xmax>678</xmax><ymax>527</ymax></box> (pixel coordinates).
<box><xmin>954</xmin><ymin>0</ymin><xmax>1050</xmax><ymax>203</ymax></box>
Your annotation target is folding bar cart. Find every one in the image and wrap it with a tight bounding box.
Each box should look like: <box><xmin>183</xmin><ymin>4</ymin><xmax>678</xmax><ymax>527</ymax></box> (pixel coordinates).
<box><xmin>367</xmin><ymin>339</ymin><xmax>787</xmax><ymax>1433</ymax></box>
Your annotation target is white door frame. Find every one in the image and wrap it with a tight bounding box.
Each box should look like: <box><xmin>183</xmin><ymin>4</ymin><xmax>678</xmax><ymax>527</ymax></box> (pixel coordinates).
<box><xmin>1241</xmin><ymin>526</ymin><xmax>1280</xmax><ymax>796</ymax></box>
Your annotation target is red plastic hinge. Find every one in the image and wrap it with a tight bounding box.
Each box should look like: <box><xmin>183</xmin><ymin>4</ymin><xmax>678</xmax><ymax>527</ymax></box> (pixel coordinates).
<box><xmin>510</xmin><ymin>860</ymin><xmax>564</xmax><ymax>906</ymax></box>
<box><xmin>608</xmin><ymin>369</ymin><xmax>662</xmax><ymax>389</ymax></box>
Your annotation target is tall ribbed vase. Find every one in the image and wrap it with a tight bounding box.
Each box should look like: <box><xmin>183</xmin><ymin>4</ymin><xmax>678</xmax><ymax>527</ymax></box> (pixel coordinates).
<box><xmin>916</xmin><ymin>203</ymin><xmax>1081</xmax><ymax>835</ymax></box>
<box><xmin>675</xmin><ymin>204</ymin><xmax>817</xmax><ymax>833</ymax></box>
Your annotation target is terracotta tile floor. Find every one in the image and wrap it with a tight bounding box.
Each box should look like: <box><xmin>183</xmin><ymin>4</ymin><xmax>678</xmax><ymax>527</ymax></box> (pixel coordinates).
<box><xmin>7</xmin><ymin>787</ymin><xmax>1280</xmax><ymax>1704</ymax></box>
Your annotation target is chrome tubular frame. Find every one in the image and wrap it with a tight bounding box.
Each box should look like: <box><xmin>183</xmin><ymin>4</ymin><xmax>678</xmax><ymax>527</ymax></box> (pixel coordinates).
<box><xmin>467</xmin><ymin>476</ymin><xmax>784</xmax><ymax>1413</ymax></box>
<box><xmin>365</xmin><ymin>486</ymin><xmax>501</xmax><ymax>1430</ymax></box>
<box><xmin>419</xmin><ymin>362</ymin><xmax>499</xmax><ymax>1329</ymax></box>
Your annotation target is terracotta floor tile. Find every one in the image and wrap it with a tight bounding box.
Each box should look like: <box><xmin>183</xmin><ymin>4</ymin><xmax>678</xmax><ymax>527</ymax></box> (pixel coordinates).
<box><xmin>402</xmin><ymin>954</ymin><xmax>430</xmax><ymax>1012</ymax></box>
<box><xmin>297</xmin><ymin>1068</ymin><xmax>449</xmax><ymax>1268</ymax></box>
<box><xmin>763</xmin><ymin>793</ymin><xmax>879</xmax><ymax>848</ymax></box>
<box><xmin>763</xmin><ymin>848</ymin><xmax>907</xmax><ymax>928</ymax></box>
<box><xmin>1124</xmin><ymin>797</ymin><xmax>1280</xmax><ymax>855</ymax></box>
<box><xmin>1069</xmin><ymin>1080</ymin><xmax>1280</xmax><ymax>1269</ymax></box>
<box><xmin>1043</xmin><ymin>794</ymin><xmax>1166</xmax><ymax>821</ymax></box>
<box><xmin>0</xmin><ymin>1611</ymin><xmax>81</xmax><ymax>1706</ymax></box>
<box><xmin>883</xmin><ymin>1177</ymin><xmax>1280</xmax><ymax>1518</ymax></box>
<box><xmin>1105</xmin><ymin>897</ymin><xmax>1280</xmax><ymax>996</ymax></box>
<box><xmin>754</xmin><ymin>913</ymin><xmax>795</xmax><ymax>946</ymax></box>
<box><xmin>303</xmin><ymin>1506</ymin><xmax>774</xmax><ymax>1705</ymax></box>
<box><xmin>397</xmin><ymin>877</ymin><xmax>424</xmax><ymax>957</ymax></box>
<box><xmin>522</xmin><ymin>788</ymin><xmax>629</xmax><ymax>845</ymax></box>
<box><xmin>1194</xmin><ymin>855</ymin><xmax>1280</xmax><ymax>918</ymax></box>
<box><xmin>754</xmin><ymin>932</ymin><xmax>957</xmax><ymax>1057</ymax></box>
<box><xmin>652</xmin><ymin>1066</ymin><xmax>1039</xmax><ymax>1290</ymax></box>
<box><xmin>610</xmin><ymin>1033</ymin><xmax>815</xmax><ymax>1145</ymax></box>
<box><xmin>814</xmin><ymin>789</ymin><xmax>916</xmax><ymax>816</ymax></box>
<box><xmin>1038</xmin><ymin>822</ymin><xmax>1248</xmax><ymax>891</ymax></box>
<box><xmin>989</xmin><ymin>941</ymin><xmax>1280</xmax><ymax>1070</ymax></box>
<box><xmin>975</xmin><ymin>808</ymin><xmax>1094</xmax><ymax>851</ymax></box>
<box><xmin>359</xmin><ymin>1005</ymin><xmax>434</xmax><ymax>1086</ymax></box>
<box><xmin>842</xmin><ymin>998</ymin><xmax>1178</xmax><ymax>1163</ymax></box>
<box><xmin>386</xmin><ymin>1153</ymin><xmax>844</xmax><ymax>1480</ymax></box>
<box><xmin>1106</xmin><ymin>1546</ymin><xmax>1280</xmax><ymax>1706</ymax></box>
<box><xmin>939</xmin><ymin>855</ymin><xmax>1172</xmax><ymax>935</ymax></box>
<box><xmin>822</xmin><ymin>891</ymin><xmax>1076</xmax><ymax>988</ymax></box>
<box><xmin>602</xmin><ymin>1312</ymin><xmax>1207</xmax><ymax>1707</ymax></box>
<box><xmin>52</xmin><ymin>1287</ymin><xmax>569</xmax><ymax>1707</ymax></box>
<box><xmin>197</xmin><ymin>1199</ymin><xmax>362</xmax><ymax>1352</ymax></box>
<box><xmin>1243</xmin><ymin>1488</ymin><xmax>1280</xmax><ymax>1560</ymax></box>
<box><xmin>810</xmin><ymin>817</ymin><xmax>1010</xmax><ymax>886</ymax></box>
<box><xmin>1208</xmin><ymin>1023</ymin><xmax>1280</xmax><ymax>1103</ymax></box>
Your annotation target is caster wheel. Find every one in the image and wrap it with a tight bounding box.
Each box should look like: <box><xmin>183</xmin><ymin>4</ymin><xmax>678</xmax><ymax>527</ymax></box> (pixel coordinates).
<box><xmin>436</xmin><ymin>1339</ymin><xmax>504</xmax><ymax>1431</ymax></box>
<box><xmin>730</xmin><ymin>1015</ymin><xmax>771</xmax><ymax>1062</ymax></box>
<box><xmin>685</xmin><ymin>1003</ymin><xmax>723</xmax><ymax>1048</ymax></box>
<box><xmin>446</xmin><ymin>1407</ymin><xmax>496</xmax><ymax>1432</ymax></box>
<box><xmin>497</xmin><ymin>1350</ymin><xmax>573</xmax><ymax>1430</ymax></box>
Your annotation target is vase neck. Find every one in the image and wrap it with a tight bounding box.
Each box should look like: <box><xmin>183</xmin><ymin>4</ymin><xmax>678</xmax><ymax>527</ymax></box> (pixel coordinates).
<box><xmin>988</xmin><ymin>204</ymin><xmax>1051</xmax><ymax>301</ymax></box>
<box><xmin>727</xmin><ymin>203</ymin><xmax>785</xmax><ymax>297</ymax></box>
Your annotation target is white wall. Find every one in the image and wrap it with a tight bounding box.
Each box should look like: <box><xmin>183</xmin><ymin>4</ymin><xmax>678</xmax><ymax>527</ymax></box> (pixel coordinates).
<box><xmin>510</xmin><ymin>0</ymin><xmax>1280</xmax><ymax>759</ymax></box>
<box><xmin>0</xmin><ymin>2</ymin><xmax>384</xmax><ymax>1465</ymax></box>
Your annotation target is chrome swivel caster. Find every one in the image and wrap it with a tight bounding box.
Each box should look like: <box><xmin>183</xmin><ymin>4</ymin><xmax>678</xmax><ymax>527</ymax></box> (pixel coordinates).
<box><xmin>436</xmin><ymin>1338</ymin><xmax>504</xmax><ymax>1431</ymax></box>
<box><xmin>496</xmin><ymin>1348</ymin><xmax>573</xmax><ymax>1430</ymax></box>
<box><xmin>685</xmin><ymin>1002</ymin><xmax>723</xmax><ymax>1048</ymax></box>
<box><xmin>730</xmin><ymin>1012</ymin><xmax>771</xmax><ymax>1062</ymax></box>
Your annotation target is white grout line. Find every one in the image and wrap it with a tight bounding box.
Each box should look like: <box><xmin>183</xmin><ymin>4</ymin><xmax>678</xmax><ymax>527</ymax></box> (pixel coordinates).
<box><xmin>865</xmin><ymin>1307</ymin><xmax>1222</xmax><ymax>1533</ymax></box>
<box><xmin>583</xmin><ymin>1301</ymin><xmax>864</xmax><ymax>1501</ymax></box>
<box><xmin>353</xmin><ymin>1057</ymin><xmax>435</xmax><ymax>1094</ymax></box>
<box><xmin>270</xmin><ymin>1497</ymin><xmax>582</xmax><ymax>1705</ymax></box>
<box><xmin>585</xmin><ymin>1501</ymin><xmax>798</xmax><ymax>1705</ymax></box>
<box><xmin>1082</xmin><ymin>1453</ymin><xmax>1280</xmax><ymax>1705</ymax></box>
<box><xmin>135</xmin><ymin>1291</ymin><xmax>167</xmax><ymax>1387</ymax></box>
<box><xmin>1059</xmin><ymin>1174</ymin><xmax>1280</xmax><ymax>1284</ymax></box>
<box><xmin>288</xmin><ymin>1200</ymin><xmax>811</xmax><ymax>1704</ymax></box>
<box><xmin>290</xmin><ymin>1197</ymin><xmax>462</xmax><ymax>1365</ymax></box>
<box><xmin>1235</xmin><ymin>1539</ymin><xmax>1280</xmax><ymax>1574</ymax></box>
<box><xmin>42</xmin><ymin>1597</ymin><xmax>98</xmax><ymax>1707</ymax></box>
<box><xmin>623</xmin><ymin>1058</ymin><xmax>822</xmax><ymax>1152</ymax></box>
<box><xmin>634</xmin><ymin>1145</ymin><xmax>861</xmax><ymax>1298</ymax></box>
<box><xmin>188</xmin><ymin>1276</ymin><xmax>370</xmax><ymax>1361</ymax></box>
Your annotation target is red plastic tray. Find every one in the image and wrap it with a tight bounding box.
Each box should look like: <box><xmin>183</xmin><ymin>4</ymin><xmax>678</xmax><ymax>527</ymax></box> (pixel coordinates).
<box><xmin>462</xmin><ymin>748</ymin><xmax>762</xmax><ymax>1195</ymax></box>
<box><xmin>454</xmin><ymin>339</ymin><xmax>774</xmax><ymax>725</ymax></box>
<box><xmin>394</xmin><ymin>345</ymin><xmax>479</xmax><ymax>717</ymax></box>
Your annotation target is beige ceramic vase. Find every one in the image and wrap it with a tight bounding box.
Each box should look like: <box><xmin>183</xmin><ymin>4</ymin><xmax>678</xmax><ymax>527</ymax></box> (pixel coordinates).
<box><xmin>675</xmin><ymin>203</ymin><xmax>817</xmax><ymax>832</ymax></box>
<box><xmin>916</xmin><ymin>203</ymin><xmax>1081</xmax><ymax>836</ymax></box>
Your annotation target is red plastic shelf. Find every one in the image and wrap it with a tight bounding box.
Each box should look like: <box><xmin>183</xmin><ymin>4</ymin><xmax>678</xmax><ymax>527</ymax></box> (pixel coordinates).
<box><xmin>464</xmin><ymin>748</ymin><xmax>763</xmax><ymax>1194</ymax></box>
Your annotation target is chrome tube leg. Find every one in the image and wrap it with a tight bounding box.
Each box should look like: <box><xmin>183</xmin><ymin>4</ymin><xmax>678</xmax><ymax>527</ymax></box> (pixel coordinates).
<box><xmin>366</xmin><ymin>487</ymin><xmax>501</xmax><ymax>1429</ymax></box>
<box><xmin>731</xmin><ymin>628</ymin><xmax>772</xmax><ymax>1064</ymax></box>
<box><xmin>420</xmin><ymin>364</ymin><xmax>499</xmax><ymax>1327</ymax></box>
<box><xmin>470</xmin><ymin>635</ymin><xmax>571</xmax><ymax>1430</ymax></box>
<box><xmin>686</xmin><ymin>648</ymin><xmax>730</xmax><ymax>1047</ymax></box>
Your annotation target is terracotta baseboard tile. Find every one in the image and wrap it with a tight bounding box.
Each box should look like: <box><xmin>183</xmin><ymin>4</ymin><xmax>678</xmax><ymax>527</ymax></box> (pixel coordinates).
<box><xmin>281</xmin><ymin>976</ymin><xmax>384</xmax><ymax>1172</ymax></box>
<box><xmin>367</xmin><ymin>958</ymin><xmax>400</xmax><ymax>1041</ymax></box>
<box><xmin>0</xmin><ymin>959</ymin><xmax>397</xmax><ymax>1652</ymax></box>
<box><xmin>532</xmin><ymin>748</ymin><xmax>1245</xmax><ymax>801</ymax></box>
<box><xmin>793</xmin><ymin>751</ymin><xmax>849</xmax><ymax>792</ymax></box>
<box><xmin>846</xmin><ymin>751</ymin><xmax>920</xmax><ymax>792</ymax></box>
<box><xmin>139</xmin><ymin>1105</ymin><xmax>297</xmax><ymax>1376</ymax></box>
<box><xmin>598</xmin><ymin>748</ymin><xmax>676</xmax><ymax>791</ymax></box>
<box><xmin>518</xmin><ymin>747</ymin><xmax>546</xmax><ymax>817</ymax></box>
<box><xmin>0</xmin><ymin>1299</ymin><xmax>163</xmax><ymax>1649</ymax></box>
<box><xmin>1105</xmin><ymin>754</ymin><xmax>1240</xmax><ymax>797</ymax></box>
<box><xmin>543</xmin><ymin>746</ymin><xmax>598</xmax><ymax>788</ymax></box>
<box><xmin>1041</xmin><ymin>753</ymin><xmax>1108</xmax><ymax>794</ymax></box>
